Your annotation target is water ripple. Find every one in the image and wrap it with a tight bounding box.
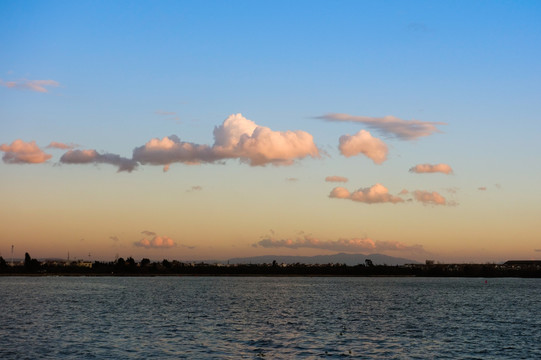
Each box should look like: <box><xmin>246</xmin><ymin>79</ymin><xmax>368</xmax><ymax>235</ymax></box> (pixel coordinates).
<box><xmin>0</xmin><ymin>277</ymin><xmax>540</xmax><ymax>359</ymax></box>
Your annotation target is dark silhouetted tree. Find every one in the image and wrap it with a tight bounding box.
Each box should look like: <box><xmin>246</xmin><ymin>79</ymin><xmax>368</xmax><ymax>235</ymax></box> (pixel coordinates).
<box><xmin>140</xmin><ymin>258</ymin><xmax>150</xmax><ymax>267</ymax></box>
<box><xmin>0</xmin><ymin>256</ymin><xmax>6</xmax><ymax>269</ymax></box>
<box><xmin>24</xmin><ymin>252</ymin><xmax>32</xmax><ymax>268</ymax></box>
<box><xmin>365</xmin><ymin>259</ymin><xmax>374</xmax><ymax>267</ymax></box>
<box><xmin>24</xmin><ymin>252</ymin><xmax>40</xmax><ymax>272</ymax></box>
<box><xmin>126</xmin><ymin>257</ymin><xmax>136</xmax><ymax>267</ymax></box>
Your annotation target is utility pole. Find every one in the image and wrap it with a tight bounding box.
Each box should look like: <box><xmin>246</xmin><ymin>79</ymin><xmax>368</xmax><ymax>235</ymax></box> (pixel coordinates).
<box><xmin>11</xmin><ymin>245</ymin><xmax>14</xmax><ymax>266</ymax></box>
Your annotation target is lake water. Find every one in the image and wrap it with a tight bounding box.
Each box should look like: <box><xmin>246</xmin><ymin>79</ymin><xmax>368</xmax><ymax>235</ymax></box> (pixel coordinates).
<box><xmin>0</xmin><ymin>276</ymin><xmax>540</xmax><ymax>359</ymax></box>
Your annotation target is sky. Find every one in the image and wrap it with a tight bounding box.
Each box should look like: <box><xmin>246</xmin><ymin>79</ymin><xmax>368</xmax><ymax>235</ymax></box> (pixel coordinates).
<box><xmin>1</xmin><ymin>0</ymin><xmax>541</xmax><ymax>263</ymax></box>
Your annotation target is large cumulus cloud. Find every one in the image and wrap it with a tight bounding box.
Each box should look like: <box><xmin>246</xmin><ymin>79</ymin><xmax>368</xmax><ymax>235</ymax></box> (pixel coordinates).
<box><xmin>0</xmin><ymin>139</ymin><xmax>52</xmax><ymax>164</ymax></box>
<box><xmin>133</xmin><ymin>113</ymin><xmax>320</xmax><ymax>169</ymax></box>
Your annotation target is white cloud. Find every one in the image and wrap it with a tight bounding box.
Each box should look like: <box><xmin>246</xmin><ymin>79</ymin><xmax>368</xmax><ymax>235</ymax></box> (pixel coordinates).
<box><xmin>338</xmin><ymin>130</ymin><xmax>388</xmax><ymax>164</ymax></box>
<box><xmin>0</xmin><ymin>139</ymin><xmax>52</xmax><ymax>164</ymax></box>
<box><xmin>318</xmin><ymin>113</ymin><xmax>446</xmax><ymax>140</ymax></box>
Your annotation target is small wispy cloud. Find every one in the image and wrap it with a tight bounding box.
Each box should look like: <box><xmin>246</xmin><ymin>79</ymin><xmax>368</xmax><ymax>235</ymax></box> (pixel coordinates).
<box><xmin>317</xmin><ymin>113</ymin><xmax>446</xmax><ymax>140</ymax></box>
<box><xmin>409</xmin><ymin>163</ymin><xmax>453</xmax><ymax>175</ymax></box>
<box><xmin>0</xmin><ymin>79</ymin><xmax>59</xmax><ymax>93</ymax></box>
<box><xmin>478</xmin><ymin>187</ymin><xmax>487</xmax><ymax>191</ymax></box>
<box><xmin>109</xmin><ymin>236</ymin><xmax>120</xmax><ymax>242</ymax></box>
<box><xmin>186</xmin><ymin>185</ymin><xmax>203</xmax><ymax>192</ymax></box>
<box><xmin>47</xmin><ymin>141</ymin><xmax>77</xmax><ymax>150</ymax></box>
<box><xmin>325</xmin><ymin>176</ymin><xmax>348</xmax><ymax>183</ymax></box>
<box><xmin>155</xmin><ymin>110</ymin><xmax>180</xmax><ymax>122</ymax></box>
<box><xmin>0</xmin><ymin>139</ymin><xmax>52</xmax><ymax>164</ymax></box>
<box><xmin>285</xmin><ymin>177</ymin><xmax>298</xmax><ymax>182</ymax></box>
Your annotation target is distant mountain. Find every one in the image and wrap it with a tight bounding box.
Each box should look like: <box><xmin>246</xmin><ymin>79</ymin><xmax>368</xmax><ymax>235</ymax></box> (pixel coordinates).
<box><xmin>226</xmin><ymin>253</ymin><xmax>419</xmax><ymax>266</ymax></box>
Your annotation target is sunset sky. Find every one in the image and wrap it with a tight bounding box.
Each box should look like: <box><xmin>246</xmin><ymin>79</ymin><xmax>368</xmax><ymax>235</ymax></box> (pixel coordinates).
<box><xmin>1</xmin><ymin>1</ymin><xmax>540</xmax><ymax>263</ymax></box>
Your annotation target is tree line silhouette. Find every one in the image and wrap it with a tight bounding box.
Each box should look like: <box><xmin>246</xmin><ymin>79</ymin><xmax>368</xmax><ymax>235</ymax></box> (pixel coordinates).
<box><xmin>1</xmin><ymin>253</ymin><xmax>540</xmax><ymax>277</ymax></box>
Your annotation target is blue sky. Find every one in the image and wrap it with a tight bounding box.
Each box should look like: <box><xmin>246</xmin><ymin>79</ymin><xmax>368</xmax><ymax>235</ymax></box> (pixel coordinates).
<box><xmin>1</xmin><ymin>0</ymin><xmax>540</xmax><ymax>262</ymax></box>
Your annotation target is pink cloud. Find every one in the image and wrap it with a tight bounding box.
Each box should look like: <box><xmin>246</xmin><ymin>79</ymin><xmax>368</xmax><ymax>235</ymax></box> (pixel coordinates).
<box><xmin>0</xmin><ymin>139</ymin><xmax>52</xmax><ymax>164</ymax></box>
<box><xmin>213</xmin><ymin>114</ymin><xmax>320</xmax><ymax>166</ymax></box>
<box><xmin>412</xmin><ymin>190</ymin><xmax>447</xmax><ymax>205</ymax></box>
<box><xmin>254</xmin><ymin>234</ymin><xmax>424</xmax><ymax>254</ymax></box>
<box><xmin>318</xmin><ymin>113</ymin><xmax>446</xmax><ymax>140</ymax></box>
<box><xmin>133</xmin><ymin>113</ymin><xmax>319</xmax><ymax>167</ymax></box>
<box><xmin>47</xmin><ymin>141</ymin><xmax>77</xmax><ymax>150</ymax></box>
<box><xmin>329</xmin><ymin>183</ymin><xmax>404</xmax><ymax>204</ymax></box>
<box><xmin>338</xmin><ymin>130</ymin><xmax>388</xmax><ymax>164</ymax></box>
<box><xmin>399</xmin><ymin>189</ymin><xmax>409</xmax><ymax>195</ymax></box>
<box><xmin>0</xmin><ymin>79</ymin><xmax>59</xmax><ymax>93</ymax></box>
<box><xmin>325</xmin><ymin>176</ymin><xmax>348</xmax><ymax>183</ymax></box>
<box><xmin>478</xmin><ymin>187</ymin><xmax>487</xmax><ymax>191</ymax></box>
<box><xmin>132</xmin><ymin>135</ymin><xmax>217</xmax><ymax>166</ymax></box>
<box><xmin>60</xmin><ymin>149</ymin><xmax>138</xmax><ymax>172</ymax></box>
<box><xmin>409</xmin><ymin>163</ymin><xmax>453</xmax><ymax>174</ymax></box>
<box><xmin>329</xmin><ymin>186</ymin><xmax>351</xmax><ymax>199</ymax></box>
<box><xmin>134</xmin><ymin>231</ymin><xmax>177</xmax><ymax>249</ymax></box>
